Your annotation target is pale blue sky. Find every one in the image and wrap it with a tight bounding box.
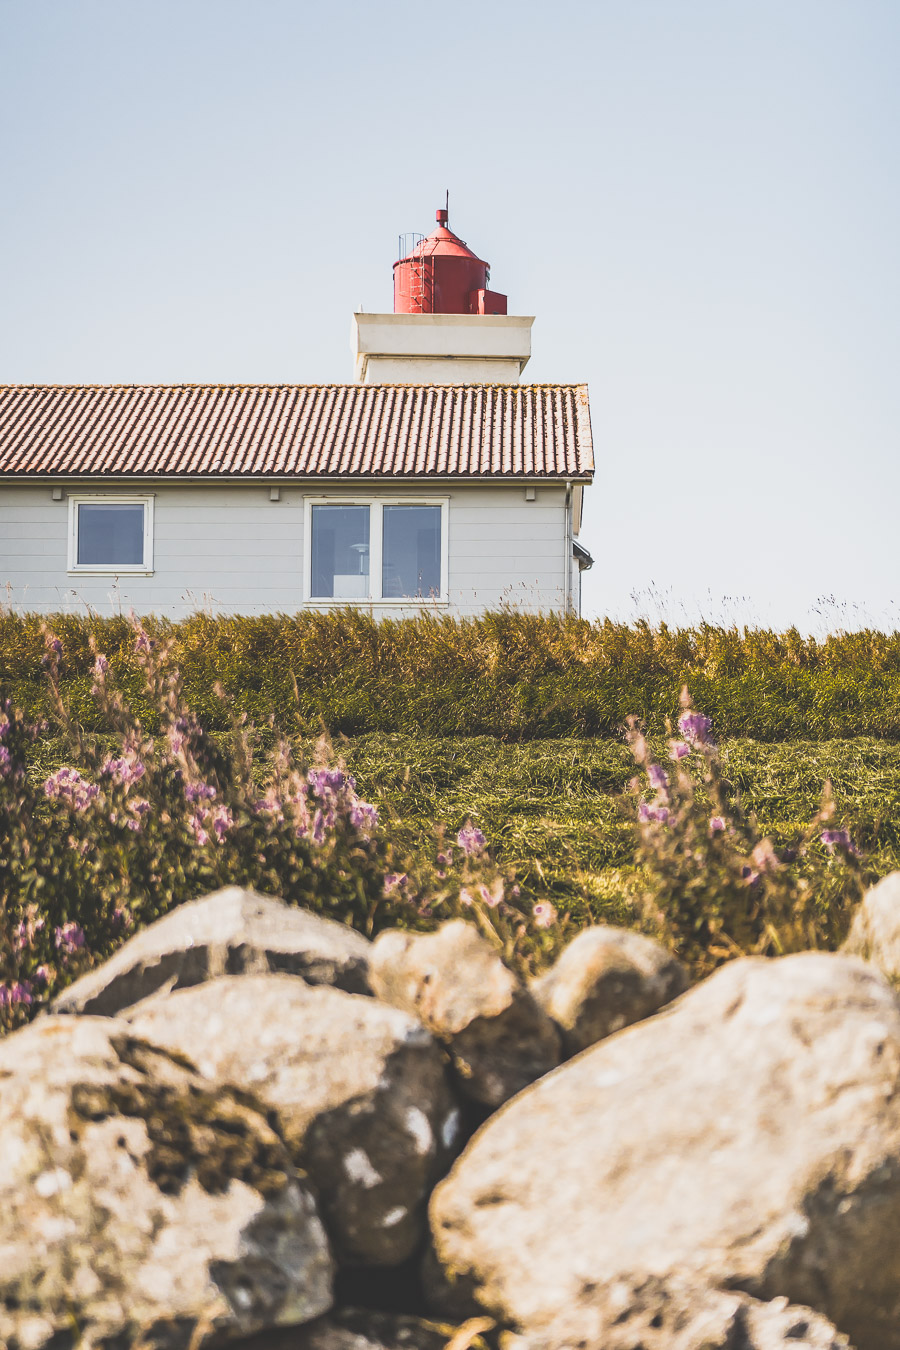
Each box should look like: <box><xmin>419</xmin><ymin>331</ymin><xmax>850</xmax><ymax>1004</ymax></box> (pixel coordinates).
<box><xmin>2</xmin><ymin>1</ymin><xmax>898</xmax><ymax>630</ymax></box>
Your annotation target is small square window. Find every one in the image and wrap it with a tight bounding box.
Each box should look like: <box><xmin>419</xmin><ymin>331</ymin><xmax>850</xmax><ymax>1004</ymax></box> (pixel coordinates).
<box><xmin>69</xmin><ymin>496</ymin><xmax>154</xmax><ymax>573</ymax></box>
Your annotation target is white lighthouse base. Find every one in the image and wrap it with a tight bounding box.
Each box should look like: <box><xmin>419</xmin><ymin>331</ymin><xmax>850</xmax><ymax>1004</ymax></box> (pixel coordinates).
<box><xmin>351</xmin><ymin>312</ymin><xmax>533</xmax><ymax>384</ymax></box>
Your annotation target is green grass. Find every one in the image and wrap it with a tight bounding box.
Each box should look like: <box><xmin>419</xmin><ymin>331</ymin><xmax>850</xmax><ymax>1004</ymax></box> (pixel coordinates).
<box><xmin>26</xmin><ymin>729</ymin><xmax>900</xmax><ymax>922</ymax></box>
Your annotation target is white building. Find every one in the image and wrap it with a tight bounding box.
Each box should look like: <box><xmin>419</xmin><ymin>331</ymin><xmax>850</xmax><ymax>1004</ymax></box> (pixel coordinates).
<box><xmin>0</xmin><ymin>212</ymin><xmax>593</xmax><ymax>618</ymax></box>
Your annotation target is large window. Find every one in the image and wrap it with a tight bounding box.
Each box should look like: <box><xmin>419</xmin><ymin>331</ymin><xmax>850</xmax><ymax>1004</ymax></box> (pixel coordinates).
<box><xmin>68</xmin><ymin>496</ymin><xmax>154</xmax><ymax>573</ymax></box>
<box><xmin>306</xmin><ymin>499</ymin><xmax>447</xmax><ymax>603</ymax></box>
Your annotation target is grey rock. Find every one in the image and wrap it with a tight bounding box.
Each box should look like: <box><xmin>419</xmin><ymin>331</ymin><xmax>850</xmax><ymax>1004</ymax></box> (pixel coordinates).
<box><xmin>370</xmin><ymin>919</ymin><xmax>560</xmax><ymax>1107</ymax></box>
<box><xmin>428</xmin><ymin>952</ymin><xmax>900</xmax><ymax>1350</ymax></box>
<box><xmin>843</xmin><ymin>871</ymin><xmax>900</xmax><ymax>978</ymax></box>
<box><xmin>126</xmin><ymin>974</ymin><xmax>460</xmax><ymax>1265</ymax></box>
<box><xmin>531</xmin><ymin>925</ymin><xmax>688</xmax><ymax>1055</ymax></box>
<box><xmin>0</xmin><ymin>1015</ymin><xmax>333</xmax><ymax>1350</ymax></box>
<box><xmin>53</xmin><ymin>886</ymin><xmax>372</xmax><ymax>1016</ymax></box>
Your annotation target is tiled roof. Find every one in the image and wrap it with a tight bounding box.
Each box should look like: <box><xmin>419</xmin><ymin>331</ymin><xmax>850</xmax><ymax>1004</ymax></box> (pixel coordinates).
<box><xmin>0</xmin><ymin>384</ymin><xmax>593</xmax><ymax>480</ymax></box>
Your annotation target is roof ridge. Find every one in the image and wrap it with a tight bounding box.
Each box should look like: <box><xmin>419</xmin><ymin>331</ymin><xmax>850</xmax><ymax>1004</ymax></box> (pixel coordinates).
<box><xmin>0</xmin><ymin>382</ymin><xmax>589</xmax><ymax>392</ymax></box>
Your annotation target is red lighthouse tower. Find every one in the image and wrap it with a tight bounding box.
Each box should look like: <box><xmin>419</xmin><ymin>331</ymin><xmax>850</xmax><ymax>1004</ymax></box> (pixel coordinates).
<box><xmin>393</xmin><ymin>206</ymin><xmax>508</xmax><ymax>316</ymax></box>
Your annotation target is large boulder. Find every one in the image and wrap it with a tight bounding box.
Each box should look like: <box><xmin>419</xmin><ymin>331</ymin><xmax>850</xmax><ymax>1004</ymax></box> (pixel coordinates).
<box><xmin>0</xmin><ymin>1016</ymin><xmax>333</xmax><ymax>1350</ymax></box>
<box><xmin>126</xmin><ymin>974</ymin><xmax>460</xmax><ymax>1266</ymax></box>
<box><xmin>428</xmin><ymin>952</ymin><xmax>900</xmax><ymax>1350</ymax></box>
<box><xmin>843</xmin><ymin>871</ymin><xmax>900</xmax><ymax>978</ymax></box>
<box><xmin>531</xmin><ymin>925</ymin><xmax>687</xmax><ymax>1055</ymax></box>
<box><xmin>498</xmin><ymin>1283</ymin><xmax>852</xmax><ymax>1350</ymax></box>
<box><xmin>53</xmin><ymin>887</ymin><xmax>372</xmax><ymax>1016</ymax></box>
<box><xmin>370</xmin><ymin>920</ymin><xmax>560</xmax><ymax>1107</ymax></box>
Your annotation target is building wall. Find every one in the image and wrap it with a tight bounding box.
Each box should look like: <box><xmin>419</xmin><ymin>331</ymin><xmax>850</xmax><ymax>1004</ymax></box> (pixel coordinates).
<box><xmin>0</xmin><ymin>483</ymin><xmax>569</xmax><ymax>618</ymax></box>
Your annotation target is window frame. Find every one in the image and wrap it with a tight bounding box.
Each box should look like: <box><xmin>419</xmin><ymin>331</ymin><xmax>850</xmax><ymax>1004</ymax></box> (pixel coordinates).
<box><xmin>67</xmin><ymin>494</ymin><xmax>155</xmax><ymax>575</ymax></box>
<box><xmin>304</xmin><ymin>496</ymin><xmax>449</xmax><ymax>605</ymax></box>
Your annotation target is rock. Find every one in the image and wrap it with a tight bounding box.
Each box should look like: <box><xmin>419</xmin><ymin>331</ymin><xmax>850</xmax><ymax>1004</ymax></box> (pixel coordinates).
<box><xmin>531</xmin><ymin>925</ymin><xmax>688</xmax><ymax>1055</ymax></box>
<box><xmin>843</xmin><ymin>871</ymin><xmax>900</xmax><ymax>978</ymax></box>
<box><xmin>498</xmin><ymin>1283</ymin><xmax>852</xmax><ymax>1350</ymax></box>
<box><xmin>428</xmin><ymin>952</ymin><xmax>900</xmax><ymax>1350</ymax></box>
<box><xmin>231</xmin><ymin>1308</ymin><xmax>484</xmax><ymax>1350</ymax></box>
<box><xmin>53</xmin><ymin>886</ymin><xmax>372</xmax><ymax>1016</ymax></box>
<box><xmin>370</xmin><ymin>920</ymin><xmax>560</xmax><ymax>1107</ymax></box>
<box><xmin>126</xmin><ymin>974</ymin><xmax>460</xmax><ymax>1266</ymax></box>
<box><xmin>0</xmin><ymin>1015</ymin><xmax>333</xmax><ymax>1350</ymax></box>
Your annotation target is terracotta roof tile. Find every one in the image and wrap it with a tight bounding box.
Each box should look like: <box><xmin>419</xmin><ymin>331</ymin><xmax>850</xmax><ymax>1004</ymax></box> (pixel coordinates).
<box><xmin>0</xmin><ymin>384</ymin><xmax>593</xmax><ymax>480</ymax></box>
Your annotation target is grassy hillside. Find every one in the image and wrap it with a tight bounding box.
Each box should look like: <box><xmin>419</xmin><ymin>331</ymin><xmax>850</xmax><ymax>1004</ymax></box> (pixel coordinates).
<box><xmin>4</xmin><ymin>610</ymin><xmax>900</xmax><ymax>740</ymax></box>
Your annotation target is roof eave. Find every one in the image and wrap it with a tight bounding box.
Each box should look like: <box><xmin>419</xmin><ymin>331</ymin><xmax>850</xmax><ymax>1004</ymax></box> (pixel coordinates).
<box><xmin>2</xmin><ymin>471</ymin><xmax>594</xmax><ymax>486</ymax></box>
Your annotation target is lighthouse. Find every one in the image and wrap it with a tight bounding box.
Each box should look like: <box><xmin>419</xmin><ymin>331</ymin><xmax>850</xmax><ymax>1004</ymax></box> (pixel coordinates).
<box><xmin>352</xmin><ymin>205</ymin><xmax>533</xmax><ymax>383</ymax></box>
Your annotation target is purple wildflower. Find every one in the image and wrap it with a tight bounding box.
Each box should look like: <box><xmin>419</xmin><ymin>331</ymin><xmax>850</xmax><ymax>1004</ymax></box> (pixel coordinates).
<box><xmin>312</xmin><ymin>809</ymin><xmax>326</xmax><ymax>845</ymax></box>
<box><xmin>457</xmin><ymin>824</ymin><xmax>486</xmax><ymax>856</ymax></box>
<box><xmin>532</xmin><ymin>901</ymin><xmax>557</xmax><ymax>929</ymax></box>
<box><xmin>0</xmin><ymin>981</ymin><xmax>33</xmax><ymax>1007</ymax></box>
<box><xmin>384</xmin><ymin>872</ymin><xmax>407</xmax><ymax>894</ymax></box>
<box><xmin>669</xmin><ymin>740</ymin><xmax>691</xmax><ymax>760</ymax></box>
<box><xmin>647</xmin><ymin>764</ymin><xmax>668</xmax><ymax>791</ymax></box>
<box><xmin>709</xmin><ymin>816</ymin><xmax>726</xmax><ymax>833</ymax></box>
<box><xmin>54</xmin><ymin>922</ymin><xmax>85</xmax><ymax>953</ymax></box>
<box><xmin>134</xmin><ymin>629</ymin><xmax>152</xmax><ymax>654</ymax></box>
<box><xmin>102</xmin><ymin>755</ymin><xmax>146</xmax><ymax>787</ymax></box>
<box><xmin>638</xmin><ymin>801</ymin><xmax>669</xmax><ymax>825</ymax></box>
<box><xmin>188</xmin><ymin>813</ymin><xmax>209</xmax><ymax>846</ymax></box>
<box><xmin>210</xmin><ymin>804</ymin><xmax>233</xmax><ymax>841</ymax></box>
<box><xmin>0</xmin><ymin>745</ymin><xmax>10</xmax><ymax>775</ymax></box>
<box><xmin>821</xmin><ymin>828</ymin><xmax>858</xmax><ymax>857</ymax></box>
<box><xmin>350</xmin><ymin>801</ymin><xmax>378</xmax><ymax>832</ymax></box>
<box><xmin>678</xmin><ymin>711</ymin><xmax>714</xmax><ymax>747</ymax></box>
<box><xmin>478</xmin><ymin>879</ymin><xmax>504</xmax><ymax>908</ymax></box>
<box><xmin>93</xmin><ymin>654</ymin><xmax>109</xmax><ymax>676</ymax></box>
<box><xmin>44</xmin><ymin>767</ymin><xmax>99</xmax><ymax>811</ymax></box>
<box><xmin>184</xmin><ymin>781</ymin><xmax>216</xmax><ymax>803</ymax></box>
<box><xmin>33</xmin><ymin>966</ymin><xmax>51</xmax><ymax>986</ymax></box>
<box><xmin>308</xmin><ymin>768</ymin><xmax>348</xmax><ymax>795</ymax></box>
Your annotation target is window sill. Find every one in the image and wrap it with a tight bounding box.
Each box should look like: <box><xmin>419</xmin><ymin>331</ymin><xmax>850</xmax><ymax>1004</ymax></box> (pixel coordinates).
<box><xmin>67</xmin><ymin>569</ymin><xmax>155</xmax><ymax>577</ymax></box>
<box><xmin>307</xmin><ymin>598</ymin><xmax>449</xmax><ymax>607</ymax></box>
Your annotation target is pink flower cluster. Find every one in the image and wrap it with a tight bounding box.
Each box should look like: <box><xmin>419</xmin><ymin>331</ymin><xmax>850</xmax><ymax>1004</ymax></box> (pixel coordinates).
<box><xmin>0</xmin><ymin>982</ymin><xmax>34</xmax><ymax>1007</ymax></box>
<box><xmin>54</xmin><ymin>922</ymin><xmax>85</xmax><ymax>953</ymax></box>
<box><xmin>44</xmin><ymin>767</ymin><xmax>100</xmax><ymax>811</ymax></box>
<box><xmin>821</xmin><ymin>828</ymin><xmax>858</xmax><ymax>857</ymax></box>
<box><xmin>188</xmin><ymin>803</ymin><xmax>233</xmax><ymax>846</ymax></box>
<box><xmin>101</xmin><ymin>755</ymin><xmax>146</xmax><ymax>787</ymax></box>
<box><xmin>457</xmin><ymin>824</ymin><xmax>486</xmax><ymax>856</ymax></box>
<box><xmin>678</xmin><ymin>710</ymin><xmax>714</xmax><ymax>748</ymax></box>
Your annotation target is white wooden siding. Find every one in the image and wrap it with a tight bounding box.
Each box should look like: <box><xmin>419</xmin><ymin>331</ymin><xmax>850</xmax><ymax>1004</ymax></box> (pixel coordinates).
<box><xmin>0</xmin><ymin>483</ymin><xmax>568</xmax><ymax>617</ymax></box>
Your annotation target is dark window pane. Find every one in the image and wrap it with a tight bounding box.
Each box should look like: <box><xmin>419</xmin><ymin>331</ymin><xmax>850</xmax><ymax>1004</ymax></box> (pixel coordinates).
<box><xmin>77</xmin><ymin>503</ymin><xmax>145</xmax><ymax>565</ymax></box>
<box><xmin>382</xmin><ymin>505</ymin><xmax>441</xmax><ymax>598</ymax></box>
<box><xmin>311</xmin><ymin>504</ymin><xmax>370</xmax><ymax>598</ymax></box>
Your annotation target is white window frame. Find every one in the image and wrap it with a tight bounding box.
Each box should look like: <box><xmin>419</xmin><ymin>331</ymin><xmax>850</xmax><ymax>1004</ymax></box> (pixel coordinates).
<box><xmin>67</xmin><ymin>494</ymin><xmax>155</xmax><ymax>575</ymax></box>
<box><xmin>304</xmin><ymin>496</ymin><xmax>449</xmax><ymax>605</ymax></box>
